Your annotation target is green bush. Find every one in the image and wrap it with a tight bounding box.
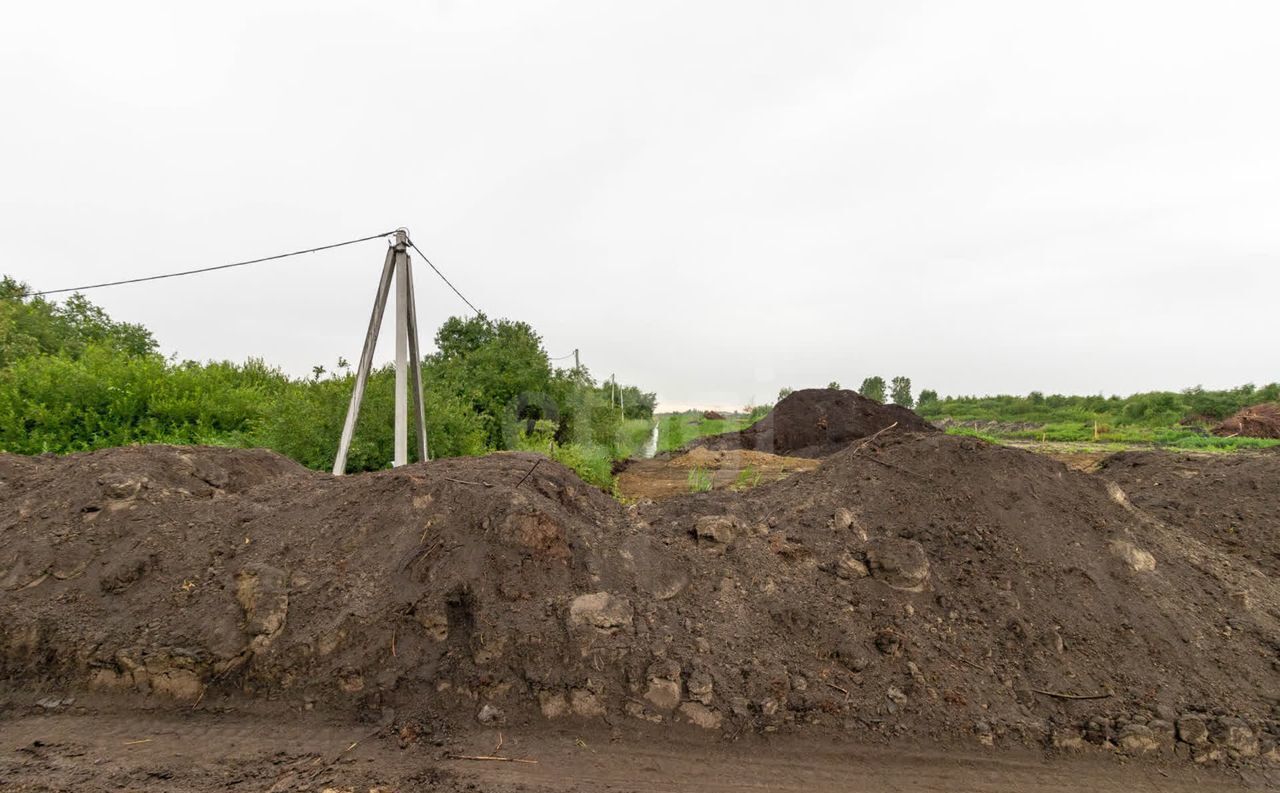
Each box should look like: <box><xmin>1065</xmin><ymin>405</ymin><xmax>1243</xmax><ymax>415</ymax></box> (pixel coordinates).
<box><xmin>0</xmin><ymin>279</ymin><xmax>660</xmax><ymax>487</ymax></box>
<box><xmin>0</xmin><ymin>346</ymin><xmax>278</xmax><ymax>453</ymax></box>
<box><xmin>513</xmin><ymin>435</ymin><xmax>616</xmax><ymax>490</ymax></box>
<box><xmin>252</xmin><ymin>368</ymin><xmax>489</xmax><ymax>471</ymax></box>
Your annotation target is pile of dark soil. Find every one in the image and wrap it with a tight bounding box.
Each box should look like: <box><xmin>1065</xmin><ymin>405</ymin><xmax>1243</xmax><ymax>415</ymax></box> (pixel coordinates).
<box><xmin>1101</xmin><ymin>449</ymin><xmax>1280</xmax><ymax>576</ymax></box>
<box><xmin>0</xmin><ymin>446</ymin><xmax>625</xmax><ymax>721</ymax></box>
<box><xmin>694</xmin><ymin>388</ymin><xmax>935</xmax><ymax>457</ymax></box>
<box><xmin>2</xmin><ymin>437</ymin><xmax>1279</xmax><ymax>767</ymax></box>
<box><xmin>1214</xmin><ymin>403</ymin><xmax>1280</xmax><ymax>439</ymax></box>
<box><xmin>642</xmin><ymin>433</ymin><xmax>1280</xmax><ymax>756</ymax></box>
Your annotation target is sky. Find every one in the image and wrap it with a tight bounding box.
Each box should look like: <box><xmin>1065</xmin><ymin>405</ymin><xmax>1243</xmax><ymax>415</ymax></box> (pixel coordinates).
<box><xmin>3</xmin><ymin>1</ymin><xmax>1277</xmax><ymax>411</ymax></box>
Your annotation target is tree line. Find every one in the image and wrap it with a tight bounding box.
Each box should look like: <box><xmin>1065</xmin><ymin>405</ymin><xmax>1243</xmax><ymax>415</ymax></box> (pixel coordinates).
<box><xmin>779</xmin><ymin>375</ymin><xmax>921</xmax><ymax>408</ymax></box>
<box><xmin>0</xmin><ymin>276</ymin><xmax>656</xmax><ymax>487</ymax></box>
<box><xmin>773</xmin><ymin>371</ymin><xmax>1276</xmax><ymax>434</ymax></box>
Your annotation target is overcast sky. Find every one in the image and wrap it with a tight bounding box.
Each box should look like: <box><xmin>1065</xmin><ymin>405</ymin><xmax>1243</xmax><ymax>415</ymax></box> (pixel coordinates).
<box><xmin>3</xmin><ymin>1</ymin><xmax>1277</xmax><ymax>410</ymax></box>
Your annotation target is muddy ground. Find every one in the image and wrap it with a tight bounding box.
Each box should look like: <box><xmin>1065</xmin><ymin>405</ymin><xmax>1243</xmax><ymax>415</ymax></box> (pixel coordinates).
<box><xmin>0</xmin><ymin>700</ymin><xmax>1269</xmax><ymax>792</ymax></box>
<box><xmin>2</xmin><ymin>390</ymin><xmax>1279</xmax><ymax>790</ymax></box>
<box><xmin>617</xmin><ymin>446</ymin><xmax>820</xmax><ymax>501</ymax></box>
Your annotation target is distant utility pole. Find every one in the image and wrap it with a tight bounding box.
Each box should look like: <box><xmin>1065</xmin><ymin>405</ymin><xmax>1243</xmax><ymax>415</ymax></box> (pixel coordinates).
<box><xmin>609</xmin><ymin>373</ymin><xmax>624</xmax><ymax>417</ymax></box>
<box><xmin>333</xmin><ymin>229</ymin><xmax>428</xmax><ymax>475</ymax></box>
<box><xmin>573</xmin><ymin>348</ymin><xmax>579</xmax><ymax>369</ymax></box>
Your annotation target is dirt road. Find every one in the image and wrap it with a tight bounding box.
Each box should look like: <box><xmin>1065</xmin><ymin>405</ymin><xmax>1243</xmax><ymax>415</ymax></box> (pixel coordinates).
<box><xmin>1</xmin><ymin>706</ymin><xmax>1270</xmax><ymax>792</ymax></box>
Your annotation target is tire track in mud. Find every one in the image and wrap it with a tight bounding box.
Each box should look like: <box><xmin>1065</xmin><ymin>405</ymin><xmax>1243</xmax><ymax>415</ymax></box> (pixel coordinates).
<box><xmin>1</xmin><ymin>710</ymin><xmax>1266</xmax><ymax>793</ymax></box>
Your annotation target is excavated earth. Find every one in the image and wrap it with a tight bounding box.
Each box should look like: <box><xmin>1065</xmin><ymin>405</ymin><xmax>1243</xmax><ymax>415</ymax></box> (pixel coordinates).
<box><xmin>2</xmin><ymin>393</ymin><xmax>1280</xmax><ymax>791</ymax></box>
<box><xmin>692</xmin><ymin>388</ymin><xmax>935</xmax><ymax>457</ymax></box>
<box><xmin>616</xmin><ymin>446</ymin><xmax>821</xmax><ymax>501</ymax></box>
<box><xmin>1100</xmin><ymin>449</ymin><xmax>1280</xmax><ymax>577</ymax></box>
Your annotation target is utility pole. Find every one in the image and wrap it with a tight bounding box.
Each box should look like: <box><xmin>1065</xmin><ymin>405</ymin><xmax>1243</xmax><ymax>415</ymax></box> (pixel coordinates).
<box><xmin>333</xmin><ymin>229</ymin><xmax>429</xmax><ymax>475</ymax></box>
<box><xmin>573</xmin><ymin>348</ymin><xmax>579</xmax><ymax>369</ymax></box>
<box><xmin>609</xmin><ymin>373</ymin><xmax>624</xmax><ymax>417</ymax></box>
<box><xmin>394</xmin><ymin>235</ymin><xmax>409</xmax><ymax>467</ymax></box>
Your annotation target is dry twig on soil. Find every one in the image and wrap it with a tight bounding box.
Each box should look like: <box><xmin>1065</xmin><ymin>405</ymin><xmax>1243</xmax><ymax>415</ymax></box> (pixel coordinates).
<box><xmin>400</xmin><ymin>541</ymin><xmax>441</xmax><ymax>571</ymax></box>
<box><xmin>448</xmin><ymin>754</ymin><xmax>538</xmax><ymax>764</ymax></box>
<box><xmin>861</xmin><ymin>455</ymin><xmax>926</xmax><ymax>478</ymax></box>
<box><xmin>936</xmin><ymin>645</ymin><xmax>991</xmax><ymax>674</ymax></box>
<box><xmin>310</xmin><ymin>728</ymin><xmax>381</xmax><ymax>781</ymax></box>
<box><xmin>848</xmin><ymin>422</ymin><xmax>898</xmax><ymax>456</ymax></box>
<box><xmin>825</xmin><ymin>682</ymin><xmax>851</xmax><ymax>700</ymax></box>
<box><xmin>1031</xmin><ymin>688</ymin><xmax>1113</xmax><ymax>701</ymax></box>
<box><xmin>514</xmin><ymin>459</ymin><xmax>542</xmax><ymax>489</ymax></box>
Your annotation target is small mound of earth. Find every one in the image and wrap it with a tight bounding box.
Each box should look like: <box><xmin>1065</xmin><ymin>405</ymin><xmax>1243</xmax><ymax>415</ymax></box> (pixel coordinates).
<box><xmin>1213</xmin><ymin>403</ymin><xmax>1280</xmax><ymax>439</ymax></box>
<box><xmin>694</xmin><ymin>388</ymin><xmax>936</xmax><ymax>457</ymax></box>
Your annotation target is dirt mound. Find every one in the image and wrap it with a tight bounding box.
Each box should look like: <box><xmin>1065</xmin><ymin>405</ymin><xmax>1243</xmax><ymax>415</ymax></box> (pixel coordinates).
<box><xmin>694</xmin><ymin>388</ymin><xmax>936</xmax><ymax>457</ymax></box>
<box><xmin>647</xmin><ymin>433</ymin><xmax>1280</xmax><ymax>750</ymax></box>
<box><xmin>1213</xmin><ymin>403</ymin><xmax>1280</xmax><ymax>439</ymax></box>
<box><xmin>1</xmin><ymin>447</ymin><xmax>627</xmax><ymax>718</ymax></box>
<box><xmin>1100</xmin><ymin>449</ymin><xmax>1280</xmax><ymax>576</ymax></box>
<box><xmin>0</xmin><ymin>444</ymin><xmax>306</xmax><ymax>502</ymax></box>
<box><xmin>3</xmin><ymin>440</ymin><xmax>1279</xmax><ymax>767</ymax></box>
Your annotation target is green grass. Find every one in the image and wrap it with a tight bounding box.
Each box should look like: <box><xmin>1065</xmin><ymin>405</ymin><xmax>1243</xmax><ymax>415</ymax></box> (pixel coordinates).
<box><xmin>944</xmin><ymin>424</ymin><xmax>1280</xmax><ymax>453</ymax></box>
<box><xmin>657</xmin><ymin>411</ymin><xmax>756</xmax><ymax>454</ymax></box>
<box><xmin>687</xmin><ymin>466</ymin><xmax>713</xmax><ymax>492</ymax></box>
<box><xmin>943</xmin><ymin>426</ymin><xmax>1003</xmax><ymax>444</ymax></box>
<box><xmin>1149</xmin><ymin>434</ymin><xmax>1280</xmax><ymax>452</ymax></box>
<box><xmin>546</xmin><ymin>441</ymin><xmax>617</xmax><ymax>490</ymax></box>
<box><xmin>512</xmin><ymin>416</ymin><xmax>656</xmax><ymax>492</ymax></box>
<box><xmin>925</xmin><ymin>385</ymin><xmax>1280</xmax><ymax>454</ymax></box>
<box><xmin>731</xmin><ymin>465</ymin><xmax>762</xmax><ymax>491</ymax></box>
<box><xmin>617</xmin><ymin>418</ymin><xmax>656</xmax><ymax>459</ymax></box>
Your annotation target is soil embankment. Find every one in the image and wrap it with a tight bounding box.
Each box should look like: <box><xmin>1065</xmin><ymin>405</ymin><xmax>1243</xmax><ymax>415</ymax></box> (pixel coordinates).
<box><xmin>2</xmin><ymin>393</ymin><xmax>1279</xmax><ymax>785</ymax></box>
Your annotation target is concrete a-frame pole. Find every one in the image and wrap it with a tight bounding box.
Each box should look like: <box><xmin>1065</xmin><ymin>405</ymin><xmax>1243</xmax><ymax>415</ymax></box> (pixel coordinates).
<box><xmin>394</xmin><ymin>234</ymin><xmax>409</xmax><ymax>467</ymax></box>
<box><xmin>404</xmin><ymin>255</ymin><xmax>429</xmax><ymax>463</ymax></box>
<box><xmin>333</xmin><ymin>229</ymin><xmax>428</xmax><ymax>475</ymax></box>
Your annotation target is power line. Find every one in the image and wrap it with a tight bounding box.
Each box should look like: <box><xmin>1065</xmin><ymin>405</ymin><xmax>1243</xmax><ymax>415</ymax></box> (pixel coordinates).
<box><xmin>22</xmin><ymin>229</ymin><xmax>485</xmax><ymax>319</ymax></box>
<box><xmin>548</xmin><ymin>351</ymin><xmax>577</xmax><ymax>360</ymax></box>
<box><xmin>23</xmin><ymin>231</ymin><xmax>398</xmax><ymax>298</ymax></box>
<box><xmin>406</xmin><ymin>239</ymin><xmax>482</xmax><ymax>316</ymax></box>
